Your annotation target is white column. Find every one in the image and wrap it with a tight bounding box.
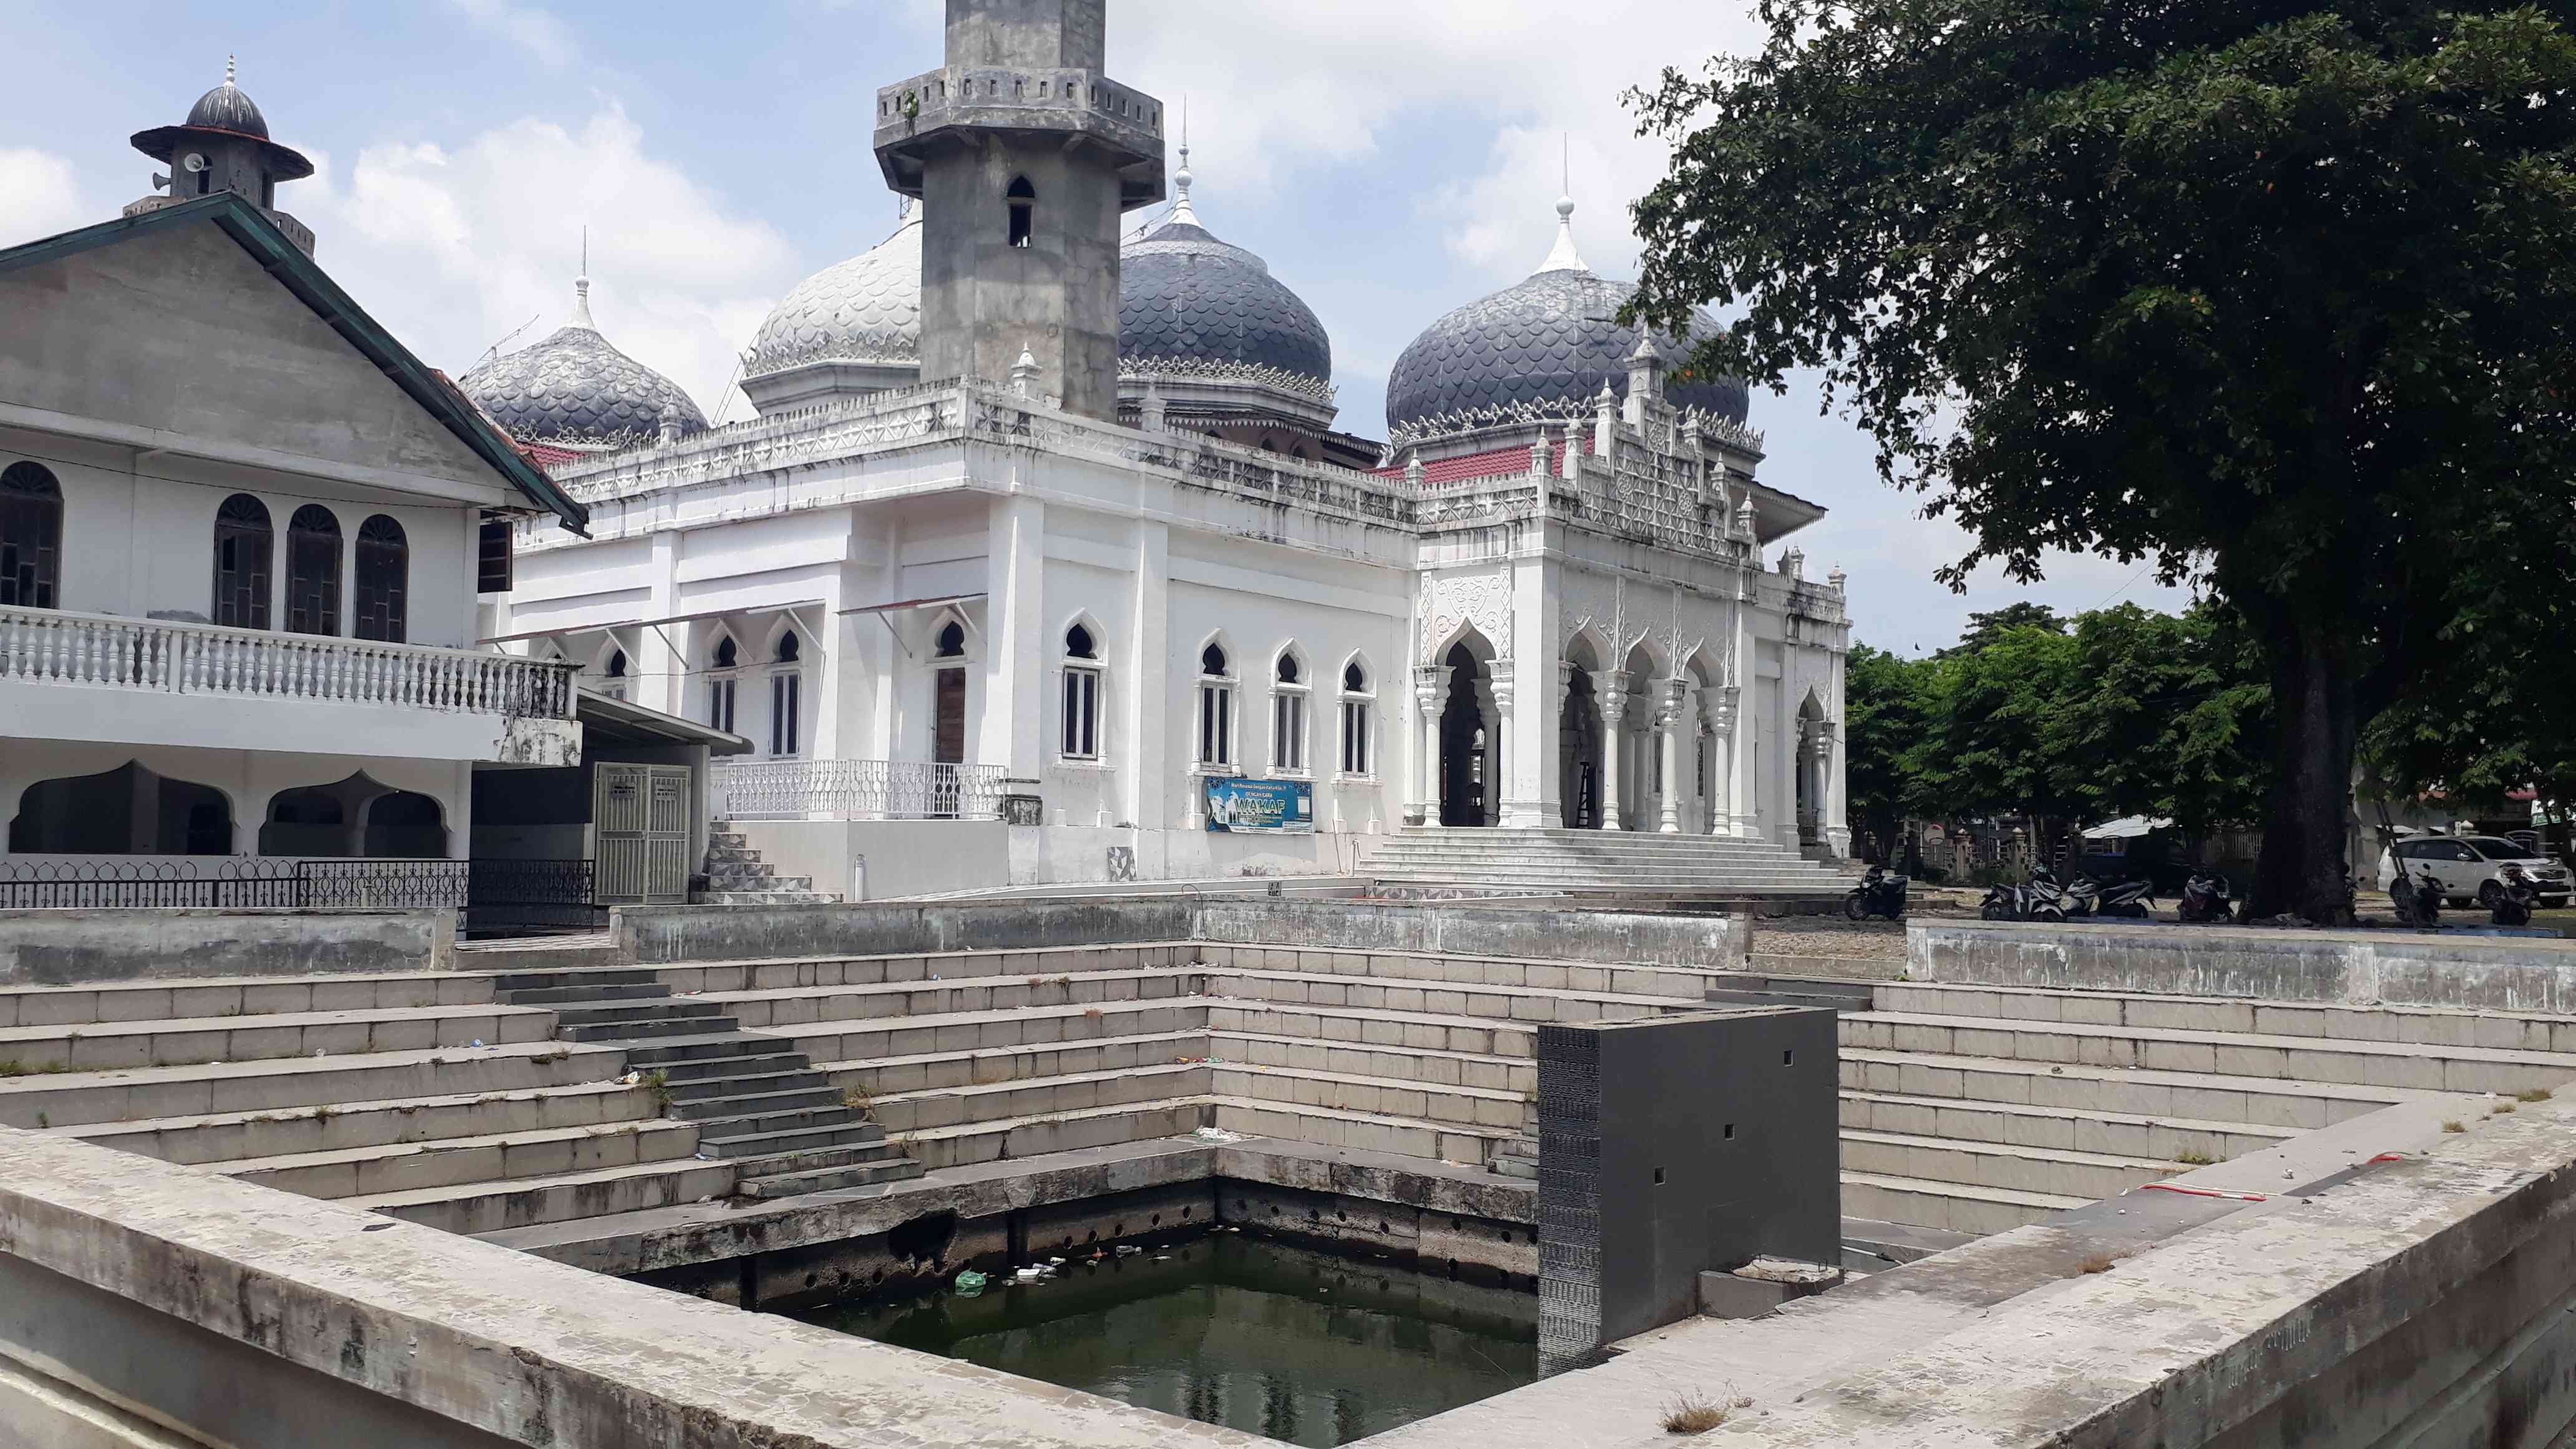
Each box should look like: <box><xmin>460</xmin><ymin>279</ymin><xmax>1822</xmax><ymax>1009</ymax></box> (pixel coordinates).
<box><xmin>1486</xmin><ymin>658</ymin><xmax>1515</xmax><ymax>829</ymax></box>
<box><xmin>980</xmin><ymin>495</ymin><xmax>1046</xmax><ymax>778</ymax></box>
<box><xmin>1657</xmin><ymin>680</ymin><xmax>1686</xmax><ymax>834</ymax></box>
<box><xmin>1724</xmin><ymin>685</ymin><xmax>1760</xmax><ymax>839</ymax></box>
<box><xmin>1127</xmin><ymin>520</ymin><xmax>1169</xmax><ymax>831</ymax></box>
<box><xmin>1411</xmin><ymin>665</ymin><xmax>1448</xmax><ymax>826</ymax></box>
<box><xmin>1599</xmin><ymin>680</ymin><xmax>1629</xmax><ymax>831</ymax></box>
<box><xmin>1702</xmin><ymin>693</ymin><xmax>1731</xmax><ymax>835</ymax></box>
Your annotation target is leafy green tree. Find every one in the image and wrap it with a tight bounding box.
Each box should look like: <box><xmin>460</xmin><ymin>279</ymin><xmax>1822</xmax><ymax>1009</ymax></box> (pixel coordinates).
<box><xmin>1627</xmin><ymin>0</ymin><xmax>2576</xmax><ymax>920</ymax></box>
<box><xmin>2045</xmin><ymin>602</ymin><xmax>2271</xmax><ymax>840</ymax></box>
<box><xmin>1843</xmin><ymin>643</ymin><xmax>1934</xmax><ymax>860</ymax></box>
<box><xmin>1944</xmin><ymin>603</ymin><xmax>2064</xmax><ymax>658</ymax></box>
<box><xmin>1903</xmin><ymin>624</ymin><xmax>2082</xmax><ymax>831</ymax></box>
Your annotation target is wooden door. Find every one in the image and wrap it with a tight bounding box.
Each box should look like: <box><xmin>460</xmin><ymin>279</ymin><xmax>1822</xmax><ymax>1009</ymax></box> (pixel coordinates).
<box><xmin>933</xmin><ymin>667</ymin><xmax>967</xmax><ymax>819</ymax></box>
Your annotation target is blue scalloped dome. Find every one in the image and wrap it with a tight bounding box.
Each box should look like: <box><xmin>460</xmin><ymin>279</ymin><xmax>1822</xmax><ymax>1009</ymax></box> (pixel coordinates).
<box><xmin>1387</xmin><ymin>248</ymin><xmax>1747</xmax><ymax>435</ymax></box>
<box><xmin>460</xmin><ymin>285</ymin><xmax>707</xmax><ymax>449</ymax></box>
<box><xmin>1120</xmin><ymin>215</ymin><xmax>1332</xmax><ymax>386</ymax></box>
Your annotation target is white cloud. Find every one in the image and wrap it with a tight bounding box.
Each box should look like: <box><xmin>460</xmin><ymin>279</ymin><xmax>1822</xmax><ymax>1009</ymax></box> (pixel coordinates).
<box><xmin>447</xmin><ymin>0</ymin><xmax>579</xmax><ymax>69</ymax></box>
<box><xmin>0</xmin><ymin>148</ymin><xmax>95</xmax><ymax>248</ymax></box>
<box><xmin>1114</xmin><ymin>0</ymin><xmax>1762</xmax><ymax>281</ymax></box>
<box><xmin>300</xmin><ymin>107</ymin><xmax>801</xmax><ymax>421</ymax></box>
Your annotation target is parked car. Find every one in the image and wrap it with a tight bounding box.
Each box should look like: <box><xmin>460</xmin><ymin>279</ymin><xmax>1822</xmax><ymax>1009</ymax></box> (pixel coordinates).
<box><xmin>2376</xmin><ymin>836</ymin><xmax>2571</xmax><ymax>909</ymax></box>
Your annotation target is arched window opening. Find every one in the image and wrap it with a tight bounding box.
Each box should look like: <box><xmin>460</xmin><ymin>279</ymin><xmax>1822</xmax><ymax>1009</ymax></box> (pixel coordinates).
<box><xmin>1272</xmin><ymin>648</ymin><xmax>1309</xmax><ymax>773</ymax></box>
<box><xmin>1063</xmin><ymin>623</ymin><xmax>1102</xmax><ymax>761</ymax></box>
<box><xmin>286</xmin><ymin>505</ymin><xmax>342</xmax><ymax>637</ymax></box>
<box><xmin>774</xmin><ymin>631</ymin><xmax>801</xmax><ymax>664</ymax></box>
<box><xmin>353</xmin><ymin>515</ymin><xmax>407</xmax><ymax>642</ymax></box>
<box><xmin>603</xmin><ymin>648</ymin><xmax>628</xmax><ymax>701</ymax></box>
<box><xmin>1197</xmin><ymin>642</ymin><xmax>1234</xmax><ymax>768</ymax></box>
<box><xmin>212</xmin><ymin>494</ymin><xmax>273</xmax><ymax>630</ymax></box>
<box><xmin>769</xmin><ymin>631</ymin><xmax>803</xmax><ymax>757</ymax></box>
<box><xmin>1007</xmin><ymin>176</ymin><xmax>1035</xmax><ymax>249</ymax></box>
<box><xmin>1340</xmin><ymin>661</ymin><xmax>1373</xmax><ymax>776</ymax></box>
<box><xmin>9</xmin><ymin>763</ymin><xmax>232</xmax><ymax>856</ymax></box>
<box><xmin>935</xmin><ymin>620</ymin><xmax>967</xmax><ymax>658</ymax></box>
<box><xmin>0</xmin><ymin>461</ymin><xmax>62</xmax><ymax>610</ymax></box>
<box><xmin>606</xmin><ymin>650</ymin><xmax>628</xmax><ymax>678</ymax></box>
<box><xmin>257</xmin><ymin>774</ymin><xmax>446</xmax><ymax>858</ymax></box>
<box><xmin>707</xmin><ymin>635</ymin><xmax>739</xmax><ymax>733</ymax></box>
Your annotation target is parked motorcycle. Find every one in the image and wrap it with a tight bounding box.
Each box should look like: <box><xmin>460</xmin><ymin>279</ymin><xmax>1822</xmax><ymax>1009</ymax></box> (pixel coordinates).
<box><xmin>2492</xmin><ymin>862</ymin><xmax>2540</xmax><ymax>928</ymax></box>
<box><xmin>1980</xmin><ymin>870</ymin><xmax>2067</xmax><ymax>922</ymax></box>
<box><xmin>2393</xmin><ymin>860</ymin><xmax>2444</xmax><ymax>928</ymax></box>
<box><xmin>1845</xmin><ymin>865</ymin><xmax>1910</xmax><ymax>921</ymax></box>
<box><xmin>2177</xmin><ymin>869</ymin><xmax>2235</xmax><ymax>924</ymax></box>
<box><xmin>2071</xmin><ymin>866</ymin><xmax>2154</xmax><ymax>912</ymax></box>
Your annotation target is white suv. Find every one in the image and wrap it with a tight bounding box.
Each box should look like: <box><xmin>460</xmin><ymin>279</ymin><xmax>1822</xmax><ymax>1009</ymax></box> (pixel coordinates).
<box><xmin>2378</xmin><ymin>835</ymin><xmax>2572</xmax><ymax>909</ymax></box>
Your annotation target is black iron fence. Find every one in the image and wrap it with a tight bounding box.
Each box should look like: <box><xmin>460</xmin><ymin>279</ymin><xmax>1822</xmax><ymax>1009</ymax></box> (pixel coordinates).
<box><xmin>0</xmin><ymin>856</ymin><xmax>603</xmax><ymax>940</ymax></box>
<box><xmin>465</xmin><ymin>858</ymin><xmax>602</xmax><ymax>939</ymax></box>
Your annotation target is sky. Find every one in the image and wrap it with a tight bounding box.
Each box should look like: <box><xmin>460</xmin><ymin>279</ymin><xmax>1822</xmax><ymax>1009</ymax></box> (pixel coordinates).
<box><xmin>2</xmin><ymin>0</ymin><xmax>2190</xmax><ymax>654</ymax></box>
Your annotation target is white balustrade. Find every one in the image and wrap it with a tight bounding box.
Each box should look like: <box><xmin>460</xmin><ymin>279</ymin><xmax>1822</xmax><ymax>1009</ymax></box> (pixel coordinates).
<box><xmin>0</xmin><ymin>605</ymin><xmax>576</xmax><ymax>719</ymax></box>
<box><xmin>711</xmin><ymin>758</ymin><xmax>1010</xmax><ymax>821</ymax></box>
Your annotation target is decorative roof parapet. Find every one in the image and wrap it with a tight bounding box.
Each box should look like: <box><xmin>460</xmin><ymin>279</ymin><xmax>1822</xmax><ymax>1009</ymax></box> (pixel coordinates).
<box><xmin>1118</xmin><ymin>355</ymin><xmax>1338</xmax><ymax>404</ymax></box>
<box><xmin>742</xmin><ymin>330</ymin><xmax>924</xmax><ymax>374</ymax></box>
<box><xmin>1389</xmin><ymin>397</ymin><xmax>1765</xmax><ymax>457</ymax></box>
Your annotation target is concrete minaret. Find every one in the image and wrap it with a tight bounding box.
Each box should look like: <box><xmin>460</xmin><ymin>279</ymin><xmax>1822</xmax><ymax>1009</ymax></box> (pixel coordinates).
<box><xmin>875</xmin><ymin>0</ymin><xmax>1166</xmax><ymax>421</ymax></box>
<box><xmin>127</xmin><ymin>57</ymin><xmax>320</xmax><ymax>254</ymax></box>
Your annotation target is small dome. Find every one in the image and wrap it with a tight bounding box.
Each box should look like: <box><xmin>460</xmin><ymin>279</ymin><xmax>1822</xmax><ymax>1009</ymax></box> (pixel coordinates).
<box><xmin>744</xmin><ymin>209</ymin><xmax>923</xmax><ymax>380</ymax></box>
<box><xmin>1120</xmin><ymin>170</ymin><xmax>1331</xmax><ymax>388</ymax></box>
<box><xmin>1385</xmin><ymin>204</ymin><xmax>1747</xmax><ymax>436</ymax></box>
<box><xmin>187</xmin><ymin>78</ymin><xmax>269</xmax><ymax>139</ymax></box>
<box><xmin>460</xmin><ymin>279</ymin><xmax>708</xmax><ymax>450</ymax></box>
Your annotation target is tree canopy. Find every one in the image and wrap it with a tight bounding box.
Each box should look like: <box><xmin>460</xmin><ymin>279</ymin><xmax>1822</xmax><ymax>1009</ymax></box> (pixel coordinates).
<box><xmin>1628</xmin><ymin>0</ymin><xmax>2576</xmax><ymax>919</ymax></box>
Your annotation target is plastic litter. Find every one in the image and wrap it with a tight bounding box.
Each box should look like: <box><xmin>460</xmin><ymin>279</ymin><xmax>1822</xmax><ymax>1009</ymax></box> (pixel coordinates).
<box><xmin>1192</xmin><ymin>1126</ymin><xmax>1247</xmax><ymax>1143</ymax></box>
<box><xmin>953</xmin><ymin>1270</ymin><xmax>988</xmax><ymax>1297</ymax></box>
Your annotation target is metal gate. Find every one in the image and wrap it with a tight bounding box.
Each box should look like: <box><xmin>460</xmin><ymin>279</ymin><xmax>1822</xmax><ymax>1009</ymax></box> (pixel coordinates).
<box><xmin>595</xmin><ymin>763</ymin><xmax>693</xmax><ymax>905</ymax></box>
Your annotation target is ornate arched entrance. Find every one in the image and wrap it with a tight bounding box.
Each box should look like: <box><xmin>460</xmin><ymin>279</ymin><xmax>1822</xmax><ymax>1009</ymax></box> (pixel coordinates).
<box><xmin>1559</xmin><ymin>664</ymin><xmax>1603</xmax><ymax>828</ymax></box>
<box><xmin>1437</xmin><ymin>641</ymin><xmax>1494</xmax><ymax>826</ymax></box>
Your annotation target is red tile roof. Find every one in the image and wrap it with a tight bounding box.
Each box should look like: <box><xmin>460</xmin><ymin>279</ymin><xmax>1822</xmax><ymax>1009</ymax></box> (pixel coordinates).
<box><xmin>1377</xmin><ymin>436</ymin><xmax>1594</xmax><ymax>487</ymax></box>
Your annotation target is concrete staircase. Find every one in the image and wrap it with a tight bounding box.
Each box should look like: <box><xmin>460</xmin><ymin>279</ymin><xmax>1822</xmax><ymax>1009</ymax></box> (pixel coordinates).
<box><xmin>695</xmin><ymin>825</ymin><xmax>833</xmax><ymax>905</ymax></box>
<box><xmin>485</xmin><ymin>967</ymin><xmax>922</xmax><ymax>1202</ymax></box>
<box><xmin>1365</xmin><ymin>826</ymin><xmax>1848</xmax><ymax>897</ymax></box>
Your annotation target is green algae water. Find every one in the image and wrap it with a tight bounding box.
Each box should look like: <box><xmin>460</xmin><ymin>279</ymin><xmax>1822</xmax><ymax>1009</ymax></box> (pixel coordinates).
<box><xmin>795</xmin><ymin>1232</ymin><xmax>1538</xmax><ymax>1446</ymax></box>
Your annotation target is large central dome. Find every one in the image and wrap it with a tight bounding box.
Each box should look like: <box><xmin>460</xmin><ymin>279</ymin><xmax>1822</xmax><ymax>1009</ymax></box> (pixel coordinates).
<box><xmin>1120</xmin><ymin>163</ymin><xmax>1331</xmax><ymax>391</ymax></box>
<box><xmin>1387</xmin><ymin>199</ymin><xmax>1747</xmax><ymax>437</ymax></box>
<box><xmin>741</xmin><ymin>205</ymin><xmax>924</xmax><ymax>413</ymax></box>
<box><xmin>460</xmin><ymin>276</ymin><xmax>708</xmax><ymax>450</ymax></box>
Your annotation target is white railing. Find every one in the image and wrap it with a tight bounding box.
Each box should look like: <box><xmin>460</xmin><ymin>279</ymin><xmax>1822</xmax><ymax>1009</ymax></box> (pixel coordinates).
<box><xmin>0</xmin><ymin>605</ymin><xmax>577</xmax><ymax>719</ymax></box>
<box><xmin>711</xmin><ymin>758</ymin><xmax>1010</xmax><ymax>821</ymax></box>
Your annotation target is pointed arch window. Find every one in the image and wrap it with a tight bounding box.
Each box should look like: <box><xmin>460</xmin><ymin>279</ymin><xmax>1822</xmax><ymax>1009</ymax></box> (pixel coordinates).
<box><xmin>769</xmin><ymin>630</ymin><xmax>803</xmax><ymax>757</ymax></box>
<box><xmin>1196</xmin><ymin>642</ymin><xmax>1234</xmax><ymax>768</ymax></box>
<box><xmin>1007</xmin><ymin>177</ymin><xmax>1036</xmax><ymax>249</ymax></box>
<box><xmin>1339</xmin><ymin>660</ymin><xmax>1374</xmax><ymax>777</ymax></box>
<box><xmin>1063</xmin><ymin>622</ymin><xmax>1101</xmax><ymax>760</ymax></box>
<box><xmin>603</xmin><ymin>647</ymin><xmax>629</xmax><ymax>702</ymax></box>
<box><xmin>212</xmin><ymin>494</ymin><xmax>272</xmax><ymax>630</ymax></box>
<box><xmin>286</xmin><ymin>505</ymin><xmax>342</xmax><ymax>637</ymax></box>
<box><xmin>1271</xmin><ymin>649</ymin><xmax>1309</xmax><ymax>774</ymax></box>
<box><xmin>353</xmin><ymin>515</ymin><xmax>407</xmax><ymax>642</ymax></box>
<box><xmin>935</xmin><ymin>620</ymin><xmax>967</xmax><ymax>659</ymax></box>
<box><xmin>706</xmin><ymin>634</ymin><xmax>739</xmax><ymax>734</ymax></box>
<box><xmin>0</xmin><ymin>461</ymin><xmax>62</xmax><ymax>610</ymax></box>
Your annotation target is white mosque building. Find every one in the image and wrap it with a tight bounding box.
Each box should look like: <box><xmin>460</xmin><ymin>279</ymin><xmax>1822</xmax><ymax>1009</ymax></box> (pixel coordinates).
<box><xmin>465</xmin><ymin>1</ymin><xmax>1850</xmax><ymax>899</ymax></box>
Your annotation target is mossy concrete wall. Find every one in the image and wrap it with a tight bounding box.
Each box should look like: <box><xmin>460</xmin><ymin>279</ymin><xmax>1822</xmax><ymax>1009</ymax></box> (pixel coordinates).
<box><xmin>0</xmin><ymin>908</ymin><xmax>453</xmax><ymax>985</ymax></box>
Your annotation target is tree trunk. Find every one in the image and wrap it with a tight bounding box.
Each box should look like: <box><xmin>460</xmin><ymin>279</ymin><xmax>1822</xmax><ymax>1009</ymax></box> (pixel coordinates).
<box><xmin>2248</xmin><ymin>614</ymin><xmax>2361</xmax><ymax>923</ymax></box>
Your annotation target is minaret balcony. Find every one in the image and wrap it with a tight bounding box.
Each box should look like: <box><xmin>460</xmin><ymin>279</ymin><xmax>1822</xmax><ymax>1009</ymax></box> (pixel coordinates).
<box><xmin>873</xmin><ymin>66</ymin><xmax>1166</xmax><ymax>206</ymax></box>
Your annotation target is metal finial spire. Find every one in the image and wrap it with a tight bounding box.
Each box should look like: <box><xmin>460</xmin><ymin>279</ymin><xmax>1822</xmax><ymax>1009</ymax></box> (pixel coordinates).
<box><xmin>226</xmin><ymin>54</ymin><xmax>237</xmax><ymax>86</ymax></box>
<box><xmin>1167</xmin><ymin>98</ymin><xmax>1201</xmax><ymax>228</ymax></box>
<box><xmin>1540</xmin><ymin>158</ymin><xmax>1589</xmax><ymax>275</ymax></box>
<box><xmin>572</xmin><ymin>228</ymin><xmax>597</xmax><ymax>329</ymax></box>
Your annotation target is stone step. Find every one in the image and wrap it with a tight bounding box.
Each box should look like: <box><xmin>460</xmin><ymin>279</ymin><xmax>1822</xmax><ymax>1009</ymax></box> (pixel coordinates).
<box><xmin>497</xmin><ymin>983</ymin><xmax>673</xmax><ymax>1007</ymax></box>
<box><xmin>620</xmin><ymin>1033</ymin><xmax>791</xmax><ymax>1069</ymax></box>
<box><xmin>704</xmin><ymin>968</ymin><xmax>1201</xmax><ymax>1030</ymax></box>
<box><xmin>737</xmin><ymin>1155</ymin><xmax>927</xmax><ymax>1200</ymax></box>
<box><xmin>660</xmin><ymin>1063</ymin><xmax>826</xmax><ymax>1098</ymax></box>
<box><xmin>1199</xmin><ymin>968</ymin><xmax>1702</xmax><ymax>1025</ymax></box>
<box><xmin>0</xmin><ymin>1042</ymin><xmax>623</xmax><ymax>1131</ymax></box>
<box><xmin>726</xmin><ymin>1137</ymin><xmax>905</xmax><ymax>1179</ymax></box>
<box><xmin>487</xmin><ymin>968</ymin><xmax>665</xmax><ymax>993</ymax></box>
<box><xmin>0</xmin><ymin>970</ymin><xmax>492</xmax><ymax>1030</ymax></box>
<box><xmin>698</xmin><ymin>1116</ymin><xmax>886</xmax><ymax>1161</ymax></box>
<box><xmin>1209</xmin><ymin>1030</ymin><xmax>1530</xmax><ymax>1095</ymax></box>
<box><xmin>1206</xmin><ymin>999</ymin><xmax>1535</xmax><ymax>1058</ymax></box>
<box><xmin>666</xmin><ymin>1085</ymin><xmax>846</xmax><ymax>1121</ymax></box>
<box><xmin>642</xmin><ymin>943</ymin><xmax>1198</xmax><ymax>995</ymax></box>
<box><xmin>560</xmin><ymin>1014</ymin><xmax>747</xmax><ymax>1044</ymax></box>
<box><xmin>895</xmin><ymin>1099</ymin><xmax>1211</xmax><ymax>1171</ymax></box>
<box><xmin>0</xmin><ymin>1003</ymin><xmax>559</xmax><ymax>1073</ymax></box>
<box><xmin>365</xmin><ymin>1156</ymin><xmax>741</xmax><ymax>1234</ymax></box>
<box><xmin>452</xmin><ymin>933</ymin><xmax>622</xmax><ymax>974</ymax></box>
<box><xmin>821</xmin><ymin>1030</ymin><xmax>1206</xmax><ymax>1096</ymax></box>
<box><xmin>1196</xmin><ymin>945</ymin><xmax>1726</xmax><ymax>998</ymax></box>
<box><xmin>693</xmin><ymin>892</ymin><xmax>837</xmax><ymax>906</ymax></box>
<box><xmin>789</xmin><ymin>1000</ymin><xmax>1208</xmax><ymax>1065</ymax></box>
<box><xmin>1842</xmin><ymin>1128</ymin><xmax>2183</xmax><ymax>1201</ymax></box>
<box><xmin>1871</xmin><ymin>982</ymin><xmax>2576</xmax><ymax>1055</ymax></box>
<box><xmin>691</xmin><ymin>1101</ymin><xmax>867</xmax><ymax>1145</ymax></box>
<box><xmin>1840</xmin><ymin>1047</ymin><xmax>2426</xmax><ymax>1129</ymax></box>
<box><xmin>1211</xmin><ymin>1062</ymin><xmax>1528</xmax><ymax>1131</ymax></box>
<box><xmin>1840</xmin><ymin>1170</ymin><xmax>2092</xmax><ymax>1236</ymax></box>
<box><xmin>871</xmin><ymin>1063</ymin><xmax>1209</xmax><ymax>1135</ymax></box>
<box><xmin>1846</xmin><ymin>1010</ymin><xmax>2576</xmax><ymax>1095</ymax></box>
<box><xmin>56</xmin><ymin>1080</ymin><xmax>656</xmax><ymax>1166</ymax></box>
<box><xmin>225</xmin><ymin>1118</ymin><xmax>700</xmax><ymax>1199</ymax></box>
<box><xmin>1837</xmin><ymin>1090</ymin><xmax>2300</xmax><ymax>1163</ymax></box>
<box><xmin>1208</xmin><ymin>1096</ymin><xmax>1517</xmax><ymax>1168</ymax></box>
<box><xmin>552</xmin><ymin>1000</ymin><xmax>729</xmax><ymax>1029</ymax></box>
